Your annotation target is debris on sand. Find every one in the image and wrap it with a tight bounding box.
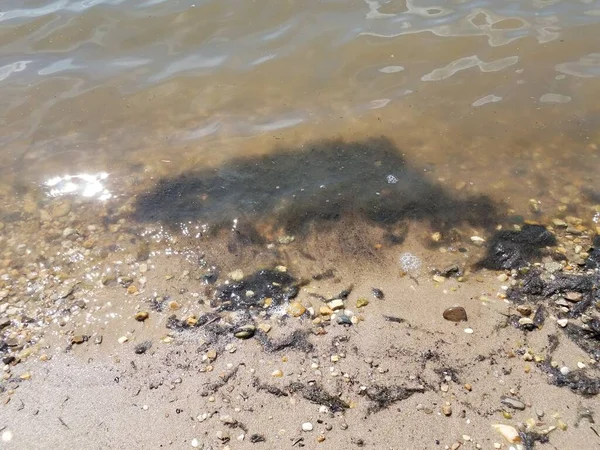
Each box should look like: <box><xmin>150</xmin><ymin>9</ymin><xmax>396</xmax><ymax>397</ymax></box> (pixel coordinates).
<box><xmin>256</xmin><ymin>330</ymin><xmax>314</xmax><ymax>353</ymax></box>
<box><xmin>477</xmin><ymin>224</ymin><xmax>556</xmax><ymax>270</ymax></box>
<box><xmin>215</xmin><ymin>269</ymin><xmax>300</xmax><ymax>311</ymax></box>
<box><xmin>363</xmin><ymin>384</ymin><xmax>425</xmax><ymax>413</ymax></box>
<box><xmin>288</xmin><ymin>382</ymin><xmax>349</xmax><ymax>413</ymax></box>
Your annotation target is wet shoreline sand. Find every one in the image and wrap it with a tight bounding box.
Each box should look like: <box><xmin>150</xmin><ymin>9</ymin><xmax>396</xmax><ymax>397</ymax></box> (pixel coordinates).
<box><xmin>1</xmin><ymin>151</ymin><xmax>600</xmax><ymax>448</ymax></box>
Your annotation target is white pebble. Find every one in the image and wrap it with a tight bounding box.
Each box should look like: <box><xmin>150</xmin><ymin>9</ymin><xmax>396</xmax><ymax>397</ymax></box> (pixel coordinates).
<box><xmin>1</xmin><ymin>430</ymin><xmax>13</xmax><ymax>442</ymax></box>
<box><xmin>301</xmin><ymin>422</ymin><xmax>313</xmax><ymax>432</ymax></box>
<box><xmin>142</xmin><ymin>405</ymin><xmax>149</xmax><ymax>410</ymax></box>
<box><xmin>557</xmin><ymin>319</ymin><xmax>568</xmax><ymax>327</ymax></box>
<box><xmin>118</xmin><ymin>336</ymin><xmax>128</xmax><ymax>344</ymax></box>
<box><xmin>464</xmin><ymin>328</ymin><xmax>474</xmax><ymax>334</ymax></box>
<box><xmin>577</xmin><ymin>362</ymin><xmax>586</xmax><ymax>369</ymax></box>
<box><xmin>560</xmin><ymin>366</ymin><xmax>570</xmax><ymax>375</ymax></box>
<box><xmin>191</xmin><ymin>438</ymin><xmax>200</xmax><ymax>448</ymax></box>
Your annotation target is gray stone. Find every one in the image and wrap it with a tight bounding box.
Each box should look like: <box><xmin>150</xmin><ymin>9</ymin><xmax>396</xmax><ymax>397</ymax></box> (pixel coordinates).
<box><xmin>501</xmin><ymin>396</ymin><xmax>526</xmax><ymax>410</ymax></box>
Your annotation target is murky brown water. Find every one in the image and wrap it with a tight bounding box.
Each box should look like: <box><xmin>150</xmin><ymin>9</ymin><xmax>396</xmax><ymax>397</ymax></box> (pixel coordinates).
<box><xmin>2</xmin><ymin>0</ymin><xmax>600</xmax><ymax>239</ymax></box>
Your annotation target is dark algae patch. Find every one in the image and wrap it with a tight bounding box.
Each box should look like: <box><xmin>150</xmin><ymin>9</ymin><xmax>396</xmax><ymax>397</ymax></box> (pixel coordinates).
<box><xmin>133</xmin><ymin>137</ymin><xmax>501</xmax><ymax>237</ymax></box>
<box><xmin>215</xmin><ymin>269</ymin><xmax>300</xmax><ymax>311</ymax></box>
<box><xmin>477</xmin><ymin>224</ymin><xmax>556</xmax><ymax>270</ymax></box>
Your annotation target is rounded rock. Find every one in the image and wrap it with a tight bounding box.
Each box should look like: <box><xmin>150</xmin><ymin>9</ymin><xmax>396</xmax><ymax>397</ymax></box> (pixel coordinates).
<box><xmin>302</xmin><ymin>422</ymin><xmax>314</xmax><ymax>432</ymax></box>
<box><xmin>443</xmin><ymin>306</ymin><xmax>468</xmax><ymax>322</ymax></box>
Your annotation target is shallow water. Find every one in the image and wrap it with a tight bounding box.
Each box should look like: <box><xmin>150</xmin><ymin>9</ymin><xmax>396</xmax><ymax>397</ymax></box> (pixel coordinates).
<box><xmin>2</xmin><ymin>0</ymin><xmax>600</xmax><ymax>239</ymax></box>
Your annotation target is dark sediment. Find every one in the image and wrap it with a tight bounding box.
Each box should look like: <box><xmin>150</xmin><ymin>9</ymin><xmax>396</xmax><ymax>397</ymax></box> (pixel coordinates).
<box><xmin>477</xmin><ymin>224</ymin><xmax>556</xmax><ymax>270</ymax></box>
<box><xmin>132</xmin><ymin>137</ymin><xmax>501</xmax><ymax>239</ymax></box>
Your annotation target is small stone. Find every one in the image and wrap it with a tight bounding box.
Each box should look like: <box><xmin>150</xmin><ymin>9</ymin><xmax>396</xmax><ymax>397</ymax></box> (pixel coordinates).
<box><xmin>320</xmin><ymin>306</ymin><xmax>333</xmax><ymax>315</ymax></box>
<box><xmin>557</xmin><ymin>419</ymin><xmax>568</xmax><ymax>431</ymax></box>
<box><xmin>127</xmin><ymin>285</ymin><xmax>138</xmax><ymax>295</ymax></box>
<box><xmin>431</xmin><ymin>232</ymin><xmax>442</xmax><ymax>242</ymax></box>
<box><xmin>317</xmin><ymin>435</ymin><xmax>326</xmax><ymax>443</ymax></box>
<box><xmin>118</xmin><ymin>336</ymin><xmax>129</xmax><ymax>344</ymax></box>
<box><xmin>464</xmin><ymin>328</ymin><xmax>474</xmax><ymax>334</ymax></box>
<box><xmin>471</xmin><ymin>236</ymin><xmax>485</xmax><ymax>245</ymax></box>
<box><xmin>565</xmin><ymin>292</ymin><xmax>582</xmax><ymax>302</ymax></box>
<box><xmin>50</xmin><ymin>201</ymin><xmax>71</xmax><ymax>218</ymax></box>
<box><xmin>577</xmin><ymin>362</ymin><xmax>586</xmax><ymax>369</ymax></box>
<box><xmin>1</xmin><ymin>430</ymin><xmax>13</xmax><ymax>443</ymax></box>
<box><xmin>302</xmin><ymin>422</ymin><xmax>313</xmax><ymax>432</ymax></box>
<box><xmin>501</xmin><ymin>397</ymin><xmax>526</xmax><ymax>410</ymax></box>
<box><xmin>372</xmin><ymin>288</ymin><xmax>384</xmax><ymax>299</ymax></box>
<box><xmin>517</xmin><ymin>305</ymin><xmax>532</xmax><ymax>316</ymax></box>
<box><xmin>356</xmin><ymin>298</ymin><xmax>369</xmax><ymax>308</ymax></box>
<box><xmin>518</xmin><ymin>317</ymin><xmax>534</xmax><ymax>327</ymax></box>
<box><xmin>134</xmin><ymin>341</ymin><xmax>152</xmax><ymax>354</ymax></box>
<box><xmin>492</xmin><ymin>424</ymin><xmax>521</xmax><ymax>444</ymax></box>
<box><xmin>94</xmin><ymin>335</ymin><xmax>103</xmax><ymax>345</ymax></box>
<box><xmin>450</xmin><ymin>443</ymin><xmax>460</xmax><ymax>450</ymax></box>
<box><xmin>552</xmin><ymin>219</ymin><xmax>568</xmax><ymax>228</ymax></box>
<box><xmin>497</xmin><ymin>273</ymin><xmax>509</xmax><ymax>282</ymax></box>
<box><xmin>71</xmin><ymin>335</ymin><xmax>85</xmax><ymax>345</ymax></box>
<box><xmin>327</xmin><ymin>299</ymin><xmax>344</xmax><ymax>310</ymax></box>
<box><xmin>560</xmin><ymin>366</ymin><xmax>570</xmax><ymax>375</ymax></box>
<box><xmin>191</xmin><ymin>438</ymin><xmax>200</xmax><ymax>448</ymax></box>
<box><xmin>557</xmin><ymin>319</ymin><xmax>568</xmax><ymax>327</ymax></box>
<box><xmin>234</xmin><ymin>325</ymin><xmax>256</xmax><ymax>339</ymax></box>
<box><xmin>272</xmin><ymin>369</ymin><xmax>283</xmax><ymax>378</ymax></box>
<box><xmin>134</xmin><ymin>311</ymin><xmax>149</xmax><ymax>322</ymax></box>
<box><xmin>168</xmin><ymin>301</ymin><xmax>181</xmax><ymax>310</ymax></box>
<box><xmin>288</xmin><ymin>302</ymin><xmax>306</xmax><ymax>317</ymax></box>
<box><xmin>228</xmin><ymin>269</ymin><xmax>244</xmax><ymax>281</ymax></box>
<box><xmin>206</xmin><ymin>349</ymin><xmax>217</xmax><ymax>361</ymax></box>
<box><xmin>442</xmin><ymin>404</ymin><xmax>452</xmax><ymax>416</ymax></box>
<box><xmin>440</xmin><ymin>384</ymin><xmax>449</xmax><ymax>392</ymax></box>
<box><xmin>433</xmin><ymin>274</ymin><xmax>446</xmax><ymax>283</ymax></box>
<box><xmin>257</xmin><ymin>323</ymin><xmax>271</xmax><ymax>333</ymax></box>
<box><xmin>443</xmin><ymin>306</ymin><xmax>467</xmax><ymax>322</ymax></box>
<box><xmin>336</xmin><ymin>315</ymin><xmax>352</xmax><ymax>326</ymax></box>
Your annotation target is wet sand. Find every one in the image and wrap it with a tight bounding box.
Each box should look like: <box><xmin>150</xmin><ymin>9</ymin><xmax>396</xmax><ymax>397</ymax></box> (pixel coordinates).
<box><xmin>1</xmin><ymin>205</ymin><xmax>600</xmax><ymax>449</ymax></box>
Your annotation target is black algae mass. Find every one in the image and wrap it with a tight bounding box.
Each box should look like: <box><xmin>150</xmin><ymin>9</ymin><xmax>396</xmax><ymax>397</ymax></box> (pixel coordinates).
<box><xmin>477</xmin><ymin>224</ymin><xmax>556</xmax><ymax>270</ymax></box>
<box><xmin>133</xmin><ymin>137</ymin><xmax>500</xmax><ymax>236</ymax></box>
<box><xmin>509</xmin><ymin>270</ymin><xmax>600</xmax><ymax>395</ymax></box>
<box><xmin>215</xmin><ymin>269</ymin><xmax>299</xmax><ymax>311</ymax></box>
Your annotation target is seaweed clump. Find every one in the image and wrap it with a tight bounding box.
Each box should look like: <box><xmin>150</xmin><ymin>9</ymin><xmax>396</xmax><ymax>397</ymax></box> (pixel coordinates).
<box><xmin>477</xmin><ymin>224</ymin><xmax>556</xmax><ymax>270</ymax></box>
<box><xmin>215</xmin><ymin>269</ymin><xmax>299</xmax><ymax>311</ymax></box>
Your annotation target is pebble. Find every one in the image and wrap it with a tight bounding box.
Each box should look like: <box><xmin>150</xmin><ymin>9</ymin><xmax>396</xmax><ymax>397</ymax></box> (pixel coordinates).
<box><xmin>327</xmin><ymin>299</ymin><xmax>344</xmax><ymax>310</ymax></box>
<box><xmin>442</xmin><ymin>404</ymin><xmax>452</xmax><ymax>416</ymax></box>
<box><xmin>464</xmin><ymin>328</ymin><xmax>474</xmax><ymax>334</ymax></box>
<box><xmin>443</xmin><ymin>306</ymin><xmax>467</xmax><ymax>322</ymax></box>
<box><xmin>319</xmin><ymin>306</ymin><xmax>333</xmax><ymax>315</ymax></box>
<box><xmin>228</xmin><ymin>269</ymin><xmax>244</xmax><ymax>281</ymax></box>
<box><xmin>288</xmin><ymin>302</ymin><xmax>306</xmax><ymax>317</ymax></box>
<box><xmin>577</xmin><ymin>362</ymin><xmax>586</xmax><ymax>369</ymax></box>
<box><xmin>433</xmin><ymin>275</ymin><xmax>446</xmax><ymax>283</ymax></box>
<box><xmin>302</xmin><ymin>422</ymin><xmax>313</xmax><ymax>432</ymax></box>
<box><xmin>71</xmin><ymin>335</ymin><xmax>85</xmax><ymax>345</ymax></box>
<box><xmin>1</xmin><ymin>430</ymin><xmax>13</xmax><ymax>443</ymax></box>
<box><xmin>501</xmin><ymin>397</ymin><xmax>526</xmax><ymax>410</ymax></box>
<box><xmin>497</xmin><ymin>273</ymin><xmax>509</xmax><ymax>282</ymax></box>
<box><xmin>560</xmin><ymin>366</ymin><xmax>570</xmax><ymax>375</ymax></box>
<box><xmin>134</xmin><ymin>311</ymin><xmax>149</xmax><ymax>322</ymax></box>
<box><xmin>257</xmin><ymin>323</ymin><xmax>271</xmax><ymax>333</ymax></box>
<box><xmin>557</xmin><ymin>319</ymin><xmax>568</xmax><ymax>327</ymax></box>
<box><xmin>118</xmin><ymin>336</ymin><xmax>129</xmax><ymax>344</ymax></box>
<box><xmin>272</xmin><ymin>369</ymin><xmax>283</xmax><ymax>378</ymax></box>
<box><xmin>492</xmin><ymin>424</ymin><xmax>521</xmax><ymax>444</ymax></box>
<box><xmin>565</xmin><ymin>292</ymin><xmax>582</xmax><ymax>302</ymax></box>
<box><xmin>134</xmin><ymin>341</ymin><xmax>152</xmax><ymax>354</ymax></box>
<box><xmin>356</xmin><ymin>298</ymin><xmax>369</xmax><ymax>308</ymax></box>
<box><xmin>191</xmin><ymin>438</ymin><xmax>200</xmax><ymax>448</ymax></box>
<box><xmin>516</xmin><ymin>305</ymin><xmax>532</xmax><ymax>316</ymax></box>
<box><xmin>234</xmin><ymin>325</ymin><xmax>256</xmax><ymax>339</ymax></box>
